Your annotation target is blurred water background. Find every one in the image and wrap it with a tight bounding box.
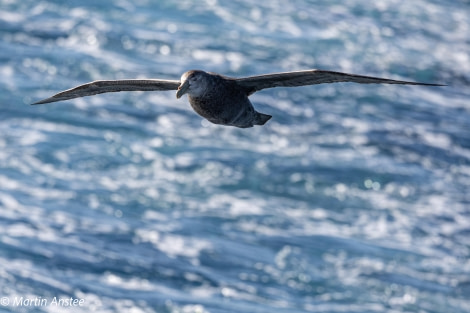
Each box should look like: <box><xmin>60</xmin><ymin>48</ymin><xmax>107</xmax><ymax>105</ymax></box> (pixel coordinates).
<box><xmin>1</xmin><ymin>0</ymin><xmax>469</xmax><ymax>312</ymax></box>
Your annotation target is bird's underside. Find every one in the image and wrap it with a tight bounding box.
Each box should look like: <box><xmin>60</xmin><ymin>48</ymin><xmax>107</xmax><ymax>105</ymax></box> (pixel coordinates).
<box><xmin>32</xmin><ymin>69</ymin><xmax>444</xmax><ymax>127</ymax></box>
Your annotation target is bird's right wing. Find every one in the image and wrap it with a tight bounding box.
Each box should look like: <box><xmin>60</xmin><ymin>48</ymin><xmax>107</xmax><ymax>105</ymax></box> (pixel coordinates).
<box><xmin>235</xmin><ymin>69</ymin><xmax>444</xmax><ymax>95</ymax></box>
<box><xmin>32</xmin><ymin>79</ymin><xmax>181</xmax><ymax>104</ymax></box>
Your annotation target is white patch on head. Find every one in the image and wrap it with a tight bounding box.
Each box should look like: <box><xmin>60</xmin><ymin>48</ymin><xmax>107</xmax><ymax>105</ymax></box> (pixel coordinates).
<box><xmin>180</xmin><ymin>71</ymin><xmax>192</xmax><ymax>82</ymax></box>
<box><xmin>180</xmin><ymin>70</ymin><xmax>208</xmax><ymax>97</ymax></box>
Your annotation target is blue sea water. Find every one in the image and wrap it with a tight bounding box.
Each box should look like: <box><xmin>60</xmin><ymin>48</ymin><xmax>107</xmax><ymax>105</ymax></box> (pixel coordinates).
<box><xmin>1</xmin><ymin>0</ymin><xmax>470</xmax><ymax>312</ymax></box>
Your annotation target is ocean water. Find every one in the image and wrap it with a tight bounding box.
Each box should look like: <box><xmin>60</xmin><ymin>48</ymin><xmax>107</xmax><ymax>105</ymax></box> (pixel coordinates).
<box><xmin>1</xmin><ymin>0</ymin><xmax>469</xmax><ymax>312</ymax></box>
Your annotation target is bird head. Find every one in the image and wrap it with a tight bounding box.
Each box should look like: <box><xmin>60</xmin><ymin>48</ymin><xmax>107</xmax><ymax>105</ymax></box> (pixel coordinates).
<box><xmin>176</xmin><ymin>70</ymin><xmax>208</xmax><ymax>99</ymax></box>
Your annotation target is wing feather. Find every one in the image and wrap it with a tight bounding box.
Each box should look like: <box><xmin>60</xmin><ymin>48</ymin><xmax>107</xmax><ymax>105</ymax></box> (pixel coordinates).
<box><xmin>32</xmin><ymin>79</ymin><xmax>180</xmax><ymax>104</ymax></box>
<box><xmin>236</xmin><ymin>69</ymin><xmax>444</xmax><ymax>95</ymax></box>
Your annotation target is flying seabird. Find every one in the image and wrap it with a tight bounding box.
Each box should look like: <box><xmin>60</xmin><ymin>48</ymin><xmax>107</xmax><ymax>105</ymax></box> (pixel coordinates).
<box><xmin>33</xmin><ymin>69</ymin><xmax>443</xmax><ymax>128</ymax></box>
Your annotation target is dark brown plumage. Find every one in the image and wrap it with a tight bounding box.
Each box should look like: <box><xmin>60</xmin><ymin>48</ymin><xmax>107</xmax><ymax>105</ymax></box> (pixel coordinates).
<box><xmin>33</xmin><ymin>69</ymin><xmax>444</xmax><ymax>128</ymax></box>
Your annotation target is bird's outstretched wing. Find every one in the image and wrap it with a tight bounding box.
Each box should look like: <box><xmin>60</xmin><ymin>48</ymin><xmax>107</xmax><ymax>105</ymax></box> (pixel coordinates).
<box><xmin>235</xmin><ymin>69</ymin><xmax>444</xmax><ymax>95</ymax></box>
<box><xmin>32</xmin><ymin>79</ymin><xmax>181</xmax><ymax>104</ymax></box>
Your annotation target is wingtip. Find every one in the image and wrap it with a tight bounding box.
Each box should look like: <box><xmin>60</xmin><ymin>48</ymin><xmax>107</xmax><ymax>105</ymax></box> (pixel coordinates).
<box><xmin>421</xmin><ymin>82</ymin><xmax>447</xmax><ymax>87</ymax></box>
<box><xmin>31</xmin><ymin>97</ymin><xmax>58</xmax><ymax>105</ymax></box>
<box><xmin>31</xmin><ymin>100</ymin><xmax>45</xmax><ymax>105</ymax></box>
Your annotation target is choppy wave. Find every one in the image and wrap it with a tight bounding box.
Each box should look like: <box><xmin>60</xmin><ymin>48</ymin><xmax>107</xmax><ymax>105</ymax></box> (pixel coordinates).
<box><xmin>1</xmin><ymin>0</ymin><xmax>469</xmax><ymax>312</ymax></box>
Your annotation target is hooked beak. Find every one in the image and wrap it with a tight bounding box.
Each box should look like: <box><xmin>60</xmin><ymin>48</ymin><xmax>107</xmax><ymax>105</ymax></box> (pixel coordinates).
<box><xmin>176</xmin><ymin>80</ymin><xmax>189</xmax><ymax>99</ymax></box>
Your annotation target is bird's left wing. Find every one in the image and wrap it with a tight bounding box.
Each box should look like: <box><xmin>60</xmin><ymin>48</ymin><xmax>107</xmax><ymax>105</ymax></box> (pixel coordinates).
<box><xmin>235</xmin><ymin>69</ymin><xmax>444</xmax><ymax>95</ymax></box>
<box><xmin>32</xmin><ymin>79</ymin><xmax>181</xmax><ymax>104</ymax></box>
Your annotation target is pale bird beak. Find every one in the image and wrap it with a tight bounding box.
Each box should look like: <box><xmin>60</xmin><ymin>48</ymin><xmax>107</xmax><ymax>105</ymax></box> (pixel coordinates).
<box><xmin>176</xmin><ymin>81</ymin><xmax>189</xmax><ymax>99</ymax></box>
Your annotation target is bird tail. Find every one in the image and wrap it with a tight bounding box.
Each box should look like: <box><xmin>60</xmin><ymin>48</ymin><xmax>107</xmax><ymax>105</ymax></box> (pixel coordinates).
<box><xmin>255</xmin><ymin>112</ymin><xmax>272</xmax><ymax>126</ymax></box>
